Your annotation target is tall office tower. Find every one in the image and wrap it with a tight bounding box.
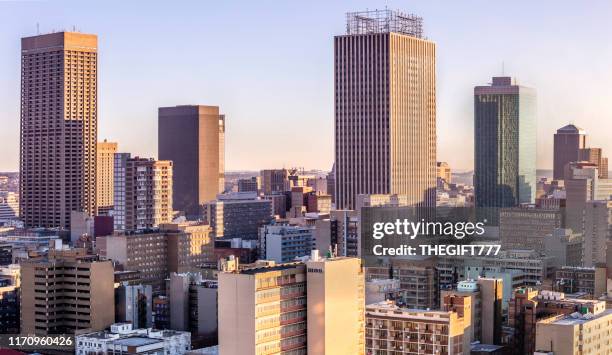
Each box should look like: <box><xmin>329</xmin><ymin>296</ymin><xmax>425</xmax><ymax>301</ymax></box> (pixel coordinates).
<box><xmin>579</xmin><ymin>147</ymin><xmax>609</xmax><ymax>179</ymax></box>
<box><xmin>97</xmin><ymin>140</ymin><xmax>117</xmax><ymax>215</ymax></box>
<box><xmin>306</xmin><ymin>255</ymin><xmax>364</xmax><ymax>355</ymax></box>
<box><xmin>20</xmin><ymin>250</ymin><xmax>115</xmax><ymax>334</ymax></box>
<box><xmin>20</xmin><ymin>32</ymin><xmax>98</xmax><ymax>228</ymax></box>
<box><xmin>335</xmin><ymin>10</ymin><xmax>436</xmax><ymax>209</ymax></box>
<box><xmin>474</xmin><ymin>76</ymin><xmax>537</xmax><ymax>209</ymax></box>
<box><xmin>260</xmin><ymin>169</ymin><xmax>288</xmax><ymax>194</ymax></box>
<box><xmin>159</xmin><ymin>106</ymin><xmax>225</xmax><ymax>217</ymax></box>
<box><xmin>113</xmin><ymin>153</ymin><xmax>173</xmax><ymax>232</ymax></box>
<box><xmin>218</xmin><ymin>262</ymin><xmax>307</xmax><ymax>355</ymax></box>
<box><xmin>553</xmin><ymin>124</ymin><xmax>586</xmax><ymax>180</ymax></box>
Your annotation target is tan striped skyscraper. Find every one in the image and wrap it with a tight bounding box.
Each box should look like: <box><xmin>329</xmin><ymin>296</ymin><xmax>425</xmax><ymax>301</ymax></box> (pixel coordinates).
<box><xmin>97</xmin><ymin>140</ymin><xmax>117</xmax><ymax>215</ymax></box>
<box><xmin>334</xmin><ymin>10</ymin><xmax>437</xmax><ymax>209</ymax></box>
<box><xmin>20</xmin><ymin>32</ymin><xmax>98</xmax><ymax>228</ymax></box>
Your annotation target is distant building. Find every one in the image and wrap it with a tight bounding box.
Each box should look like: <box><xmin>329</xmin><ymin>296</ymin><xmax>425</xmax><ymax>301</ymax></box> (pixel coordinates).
<box><xmin>437</xmin><ymin>162</ymin><xmax>452</xmax><ymax>183</ymax></box>
<box><xmin>20</xmin><ymin>250</ymin><xmax>115</xmax><ymax>334</ymax></box>
<box><xmin>0</xmin><ymin>265</ymin><xmax>20</xmax><ymax>334</ymax></box>
<box><xmin>579</xmin><ymin>147</ymin><xmax>609</xmax><ymax>179</ymax></box>
<box><xmin>577</xmin><ymin>148</ymin><xmax>608</xmax><ymax>179</ymax></box>
<box><xmin>0</xmin><ymin>192</ymin><xmax>19</xmax><ymax>222</ymax></box>
<box><xmin>202</xmin><ymin>192</ymin><xmax>272</xmax><ymax>240</ymax></box>
<box><xmin>499</xmin><ymin>207</ymin><xmax>563</xmax><ymax>253</ymax></box>
<box><xmin>365</xmin><ymin>279</ymin><xmax>401</xmax><ymax>304</ymax></box>
<box><xmin>162</xmin><ymin>222</ymin><xmax>214</xmax><ymax>273</ymax></box>
<box><xmin>97</xmin><ymin>140</ymin><xmax>118</xmax><ymax>215</ymax></box>
<box><xmin>368</xmin><ymin>258</ymin><xmax>439</xmax><ymax>310</ymax></box>
<box><xmin>263</xmin><ymin>193</ymin><xmax>287</xmax><ymax>218</ymax></box>
<box><xmin>438</xmin><ymin>249</ymin><xmax>554</xmax><ymax>287</ymax></box>
<box><xmin>335</xmin><ymin>9</ymin><xmax>436</xmax><ymax>209</ymax></box>
<box><xmin>553</xmin><ymin>124</ymin><xmax>586</xmax><ymax>180</ymax></box>
<box><xmin>237</xmin><ymin>177</ymin><xmax>259</xmax><ymax>193</ymax></box>
<box><xmin>582</xmin><ymin>200</ymin><xmax>612</xmax><ymax>267</ymax></box>
<box><xmin>305</xmin><ymin>192</ymin><xmax>332</xmax><ymax>214</ymax></box>
<box><xmin>153</xmin><ymin>296</ymin><xmax>170</xmax><ymax>330</ymax></box>
<box><xmin>554</xmin><ymin>265</ymin><xmax>607</xmax><ymax>298</ymax></box>
<box><xmin>159</xmin><ymin>105</ymin><xmax>225</xmax><ymax>217</ymax></box>
<box><xmin>365</xmin><ymin>300</ymin><xmax>471</xmax><ymax>354</ymax></box>
<box><xmin>474</xmin><ymin>76</ymin><xmax>537</xmax><ymax>209</ymax></box>
<box><xmin>113</xmin><ymin>153</ymin><xmax>173</xmax><ymax>232</ymax></box>
<box><xmin>260</xmin><ymin>169</ymin><xmax>288</xmax><ymax>195</ymax></box>
<box><xmin>544</xmin><ymin>228</ymin><xmax>583</xmax><ymax>268</ymax></box>
<box><xmin>102</xmin><ymin>232</ymin><xmax>168</xmax><ymax>291</ymax></box>
<box><xmin>564</xmin><ymin>161</ymin><xmax>612</xmax><ymax>232</ymax></box>
<box><xmin>76</xmin><ymin>323</ymin><xmax>191</xmax><ymax>355</ymax></box>
<box><xmin>261</xmin><ymin>224</ymin><xmax>315</xmax><ymax>263</ymax></box>
<box><xmin>70</xmin><ymin>210</ymin><xmax>94</xmax><ymax>244</ymax></box>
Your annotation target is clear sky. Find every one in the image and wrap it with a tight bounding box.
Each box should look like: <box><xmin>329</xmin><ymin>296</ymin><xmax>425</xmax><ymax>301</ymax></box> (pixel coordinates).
<box><xmin>1</xmin><ymin>0</ymin><xmax>612</xmax><ymax>172</ymax></box>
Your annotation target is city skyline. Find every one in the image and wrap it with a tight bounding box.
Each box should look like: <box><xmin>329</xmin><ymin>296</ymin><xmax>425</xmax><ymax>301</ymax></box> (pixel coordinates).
<box><xmin>2</xmin><ymin>1</ymin><xmax>612</xmax><ymax>173</ymax></box>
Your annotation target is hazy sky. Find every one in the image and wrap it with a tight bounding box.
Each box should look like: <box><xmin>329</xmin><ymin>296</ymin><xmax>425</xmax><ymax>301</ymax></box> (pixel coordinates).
<box><xmin>1</xmin><ymin>0</ymin><xmax>612</xmax><ymax>172</ymax></box>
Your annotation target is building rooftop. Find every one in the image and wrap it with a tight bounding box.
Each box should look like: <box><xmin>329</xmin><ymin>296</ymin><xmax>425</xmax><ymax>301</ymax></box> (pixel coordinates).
<box><xmin>471</xmin><ymin>343</ymin><xmax>506</xmax><ymax>352</ymax></box>
<box><xmin>113</xmin><ymin>337</ymin><xmax>163</xmax><ymax>347</ymax></box>
<box><xmin>557</xmin><ymin>124</ymin><xmax>586</xmax><ymax>135</ymax></box>
<box><xmin>345</xmin><ymin>9</ymin><xmax>423</xmax><ymax>38</ymax></box>
<box><xmin>550</xmin><ymin>309</ymin><xmax>612</xmax><ymax>325</ymax></box>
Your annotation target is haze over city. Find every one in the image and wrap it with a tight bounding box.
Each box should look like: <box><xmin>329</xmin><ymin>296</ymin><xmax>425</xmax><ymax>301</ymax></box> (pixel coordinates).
<box><xmin>2</xmin><ymin>0</ymin><xmax>612</xmax><ymax>172</ymax></box>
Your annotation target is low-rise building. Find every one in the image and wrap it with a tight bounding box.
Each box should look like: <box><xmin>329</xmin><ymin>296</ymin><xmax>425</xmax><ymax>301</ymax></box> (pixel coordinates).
<box><xmin>76</xmin><ymin>323</ymin><xmax>191</xmax><ymax>355</ymax></box>
<box><xmin>365</xmin><ymin>300</ymin><xmax>471</xmax><ymax>354</ymax></box>
<box><xmin>535</xmin><ymin>309</ymin><xmax>612</xmax><ymax>355</ymax></box>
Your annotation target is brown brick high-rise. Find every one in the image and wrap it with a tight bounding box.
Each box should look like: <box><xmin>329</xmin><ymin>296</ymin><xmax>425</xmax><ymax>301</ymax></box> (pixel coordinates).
<box><xmin>20</xmin><ymin>32</ymin><xmax>98</xmax><ymax>228</ymax></box>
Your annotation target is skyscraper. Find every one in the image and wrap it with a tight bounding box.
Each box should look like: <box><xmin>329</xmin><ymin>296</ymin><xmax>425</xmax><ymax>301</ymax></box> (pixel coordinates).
<box><xmin>20</xmin><ymin>32</ymin><xmax>98</xmax><ymax>228</ymax></box>
<box><xmin>474</xmin><ymin>76</ymin><xmax>537</xmax><ymax>208</ymax></box>
<box><xmin>159</xmin><ymin>105</ymin><xmax>225</xmax><ymax>217</ymax></box>
<box><xmin>553</xmin><ymin>124</ymin><xmax>586</xmax><ymax>180</ymax></box>
<box><xmin>97</xmin><ymin>140</ymin><xmax>117</xmax><ymax>215</ymax></box>
<box><xmin>334</xmin><ymin>10</ymin><xmax>436</xmax><ymax>209</ymax></box>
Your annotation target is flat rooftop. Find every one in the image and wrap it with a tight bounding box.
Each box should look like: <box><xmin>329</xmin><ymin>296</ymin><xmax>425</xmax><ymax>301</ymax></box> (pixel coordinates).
<box><xmin>551</xmin><ymin>310</ymin><xmax>612</xmax><ymax>326</ymax></box>
<box><xmin>113</xmin><ymin>337</ymin><xmax>163</xmax><ymax>347</ymax></box>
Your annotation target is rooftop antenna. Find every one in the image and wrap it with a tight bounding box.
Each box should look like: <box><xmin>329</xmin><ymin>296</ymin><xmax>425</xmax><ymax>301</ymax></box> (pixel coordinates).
<box><xmin>36</xmin><ymin>23</ymin><xmax>40</xmax><ymax>35</ymax></box>
<box><xmin>502</xmin><ymin>61</ymin><xmax>505</xmax><ymax>76</ymax></box>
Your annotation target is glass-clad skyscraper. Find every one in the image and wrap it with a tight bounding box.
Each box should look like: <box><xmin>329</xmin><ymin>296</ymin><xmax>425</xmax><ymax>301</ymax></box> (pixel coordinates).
<box><xmin>474</xmin><ymin>77</ymin><xmax>536</xmax><ymax>209</ymax></box>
